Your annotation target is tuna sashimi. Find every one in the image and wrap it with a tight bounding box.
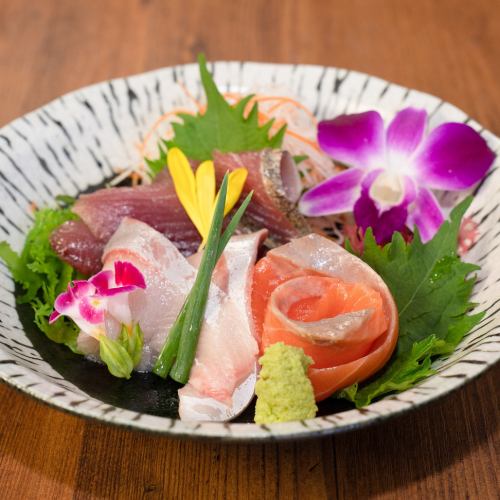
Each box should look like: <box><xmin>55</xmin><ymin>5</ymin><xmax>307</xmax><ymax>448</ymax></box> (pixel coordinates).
<box><xmin>52</xmin><ymin>174</ymin><xmax>201</xmax><ymax>274</ymax></box>
<box><xmin>73</xmin><ymin>175</ymin><xmax>199</xmax><ymax>247</ymax></box>
<box><xmin>251</xmin><ymin>233</ymin><xmax>399</xmax><ymax>401</ymax></box>
<box><xmin>50</xmin><ymin>220</ymin><xmax>105</xmax><ymax>275</ymax></box>
<box><xmin>178</xmin><ymin>230</ymin><xmax>267</xmax><ymax>421</ymax></box>
<box><xmin>52</xmin><ymin>149</ymin><xmax>307</xmax><ymax>274</ymax></box>
<box><xmin>213</xmin><ymin>149</ymin><xmax>310</xmax><ymax>243</ymax></box>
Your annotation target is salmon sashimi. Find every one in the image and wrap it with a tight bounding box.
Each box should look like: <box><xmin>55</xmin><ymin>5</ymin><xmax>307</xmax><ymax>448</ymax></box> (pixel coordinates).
<box><xmin>251</xmin><ymin>233</ymin><xmax>398</xmax><ymax>401</ymax></box>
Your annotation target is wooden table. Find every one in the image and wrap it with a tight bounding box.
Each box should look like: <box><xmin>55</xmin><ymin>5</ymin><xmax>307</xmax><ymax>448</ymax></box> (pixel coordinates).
<box><xmin>0</xmin><ymin>0</ymin><xmax>498</xmax><ymax>498</ymax></box>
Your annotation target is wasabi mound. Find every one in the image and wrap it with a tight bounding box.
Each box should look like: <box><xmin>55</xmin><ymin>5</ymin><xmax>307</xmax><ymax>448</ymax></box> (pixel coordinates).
<box><xmin>254</xmin><ymin>342</ymin><xmax>318</xmax><ymax>423</ymax></box>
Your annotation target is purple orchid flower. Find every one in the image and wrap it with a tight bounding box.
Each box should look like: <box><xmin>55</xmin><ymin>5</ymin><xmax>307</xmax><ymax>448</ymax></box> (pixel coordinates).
<box><xmin>299</xmin><ymin>108</ymin><xmax>495</xmax><ymax>243</ymax></box>
<box><xmin>49</xmin><ymin>261</ymin><xmax>146</xmax><ymax>338</ymax></box>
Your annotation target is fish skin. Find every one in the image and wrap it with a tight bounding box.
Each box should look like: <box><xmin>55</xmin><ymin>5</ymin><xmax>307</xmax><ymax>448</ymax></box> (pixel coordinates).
<box><xmin>213</xmin><ymin>149</ymin><xmax>309</xmax><ymax>243</ymax></box>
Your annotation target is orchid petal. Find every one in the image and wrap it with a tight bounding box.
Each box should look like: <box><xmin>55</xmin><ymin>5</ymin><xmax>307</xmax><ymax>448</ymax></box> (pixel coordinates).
<box><xmin>98</xmin><ymin>285</ymin><xmax>139</xmax><ymax>297</ymax></box>
<box><xmin>49</xmin><ymin>310</ymin><xmax>61</xmax><ymax>324</ymax></box>
<box><xmin>354</xmin><ymin>171</ymin><xmax>414</xmax><ymax>244</ymax></box>
<box><xmin>54</xmin><ymin>288</ymin><xmax>76</xmax><ymax>312</ymax></box>
<box><xmin>386</xmin><ymin>108</ymin><xmax>427</xmax><ymax>168</ymax></box>
<box><xmin>107</xmin><ymin>293</ymin><xmax>133</xmax><ymax>326</ymax></box>
<box><xmin>412</xmin><ymin>123</ymin><xmax>495</xmax><ymax>190</ymax></box>
<box><xmin>70</xmin><ymin>280</ymin><xmax>96</xmax><ymax>299</ymax></box>
<box><xmin>299</xmin><ymin>168</ymin><xmax>364</xmax><ymax>216</ymax></box>
<box><xmin>354</xmin><ymin>193</ymin><xmax>408</xmax><ymax>244</ymax></box>
<box><xmin>114</xmin><ymin>261</ymin><xmax>146</xmax><ymax>289</ymax></box>
<box><xmin>79</xmin><ymin>296</ymin><xmax>106</xmax><ymax>325</ymax></box>
<box><xmin>318</xmin><ymin>111</ymin><xmax>385</xmax><ymax>169</ymax></box>
<box><xmin>89</xmin><ymin>270</ymin><xmax>114</xmax><ymax>291</ymax></box>
<box><xmin>407</xmin><ymin>187</ymin><xmax>445</xmax><ymax>242</ymax></box>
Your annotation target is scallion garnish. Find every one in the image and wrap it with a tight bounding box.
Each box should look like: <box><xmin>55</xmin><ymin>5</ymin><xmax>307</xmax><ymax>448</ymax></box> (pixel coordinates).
<box><xmin>152</xmin><ymin>174</ymin><xmax>253</xmax><ymax>383</ymax></box>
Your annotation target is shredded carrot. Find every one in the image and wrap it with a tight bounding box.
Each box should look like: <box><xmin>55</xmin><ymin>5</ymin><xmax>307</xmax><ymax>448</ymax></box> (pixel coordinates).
<box><xmin>131</xmin><ymin>172</ymin><xmax>140</xmax><ymax>186</ymax></box>
<box><xmin>178</xmin><ymin>82</ymin><xmax>204</xmax><ymax>113</ymax></box>
<box><xmin>255</xmin><ymin>96</ymin><xmax>318</xmax><ymax>125</ymax></box>
<box><xmin>117</xmin><ymin>86</ymin><xmax>322</xmax><ymax>187</ymax></box>
<box><xmin>137</xmin><ymin>108</ymin><xmax>196</xmax><ymax>157</ymax></box>
<box><xmin>284</xmin><ymin>129</ymin><xmax>321</xmax><ymax>151</ymax></box>
<box><xmin>29</xmin><ymin>201</ymin><xmax>38</xmax><ymax>214</ymax></box>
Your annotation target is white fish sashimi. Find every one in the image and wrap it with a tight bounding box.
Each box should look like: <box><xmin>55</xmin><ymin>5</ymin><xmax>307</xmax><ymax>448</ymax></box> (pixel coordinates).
<box><xmin>178</xmin><ymin>229</ymin><xmax>268</xmax><ymax>421</ymax></box>
<box><xmin>102</xmin><ymin>217</ymin><xmax>195</xmax><ymax>370</ymax></box>
<box><xmin>90</xmin><ymin>217</ymin><xmax>265</xmax><ymax>421</ymax></box>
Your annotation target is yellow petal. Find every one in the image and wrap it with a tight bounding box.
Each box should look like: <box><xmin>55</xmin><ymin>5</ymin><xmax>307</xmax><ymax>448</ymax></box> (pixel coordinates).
<box><xmin>167</xmin><ymin>148</ymin><xmax>204</xmax><ymax>236</ymax></box>
<box><xmin>195</xmin><ymin>160</ymin><xmax>216</xmax><ymax>238</ymax></box>
<box><xmin>225</xmin><ymin>168</ymin><xmax>248</xmax><ymax>215</ymax></box>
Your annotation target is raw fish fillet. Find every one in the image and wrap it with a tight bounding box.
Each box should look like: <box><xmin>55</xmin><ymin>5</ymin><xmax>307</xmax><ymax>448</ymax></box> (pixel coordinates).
<box><xmin>178</xmin><ymin>230</ymin><xmax>267</xmax><ymax>421</ymax></box>
<box><xmin>50</xmin><ymin>220</ymin><xmax>104</xmax><ymax>275</ymax></box>
<box><xmin>73</xmin><ymin>175</ymin><xmax>199</xmax><ymax>247</ymax></box>
<box><xmin>101</xmin><ymin>217</ymin><xmax>196</xmax><ymax>370</ymax></box>
<box><xmin>76</xmin><ymin>217</ymin><xmax>265</xmax><ymax>420</ymax></box>
<box><xmin>52</xmin><ymin>149</ymin><xmax>306</xmax><ymax>274</ymax></box>
<box><xmin>213</xmin><ymin>149</ymin><xmax>309</xmax><ymax>243</ymax></box>
<box><xmin>51</xmin><ymin>174</ymin><xmax>201</xmax><ymax>274</ymax></box>
<box><xmin>251</xmin><ymin>233</ymin><xmax>399</xmax><ymax>401</ymax></box>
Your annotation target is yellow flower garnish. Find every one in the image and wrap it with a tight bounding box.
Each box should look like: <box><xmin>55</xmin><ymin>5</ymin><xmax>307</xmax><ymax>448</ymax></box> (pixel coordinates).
<box><xmin>167</xmin><ymin>147</ymin><xmax>248</xmax><ymax>245</ymax></box>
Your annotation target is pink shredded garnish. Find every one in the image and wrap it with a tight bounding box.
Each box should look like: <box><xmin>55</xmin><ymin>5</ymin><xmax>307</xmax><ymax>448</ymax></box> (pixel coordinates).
<box><xmin>458</xmin><ymin>217</ymin><xmax>479</xmax><ymax>256</ymax></box>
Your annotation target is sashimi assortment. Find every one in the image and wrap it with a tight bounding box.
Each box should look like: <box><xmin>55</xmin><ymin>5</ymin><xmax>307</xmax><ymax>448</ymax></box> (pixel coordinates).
<box><xmin>1</xmin><ymin>55</ymin><xmax>494</xmax><ymax>424</ymax></box>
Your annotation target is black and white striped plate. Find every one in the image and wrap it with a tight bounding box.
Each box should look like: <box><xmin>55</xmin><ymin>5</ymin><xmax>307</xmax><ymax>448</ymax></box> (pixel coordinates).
<box><xmin>0</xmin><ymin>62</ymin><xmax>498</xmax><ymax>440</ymax></box>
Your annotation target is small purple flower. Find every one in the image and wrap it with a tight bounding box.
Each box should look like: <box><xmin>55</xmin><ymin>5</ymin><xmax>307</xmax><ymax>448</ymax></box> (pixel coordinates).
<box><xmin>49</xmin><ymin>261</ymin><xmax>146</xmax><ymax>338</ymax></box>
<box><xmin>299</xmin><ymin>108</ymin><xmax>495</xmax><ymax>243</ymax></box>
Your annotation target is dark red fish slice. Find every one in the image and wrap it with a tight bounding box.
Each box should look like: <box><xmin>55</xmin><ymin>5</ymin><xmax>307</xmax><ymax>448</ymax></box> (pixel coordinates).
<box><xmin>51</xmin><ymin>175</ymin><xmax>201</xmax><ymax>274</ymax></box>
<box><xmin>52</xmin><ymin>149</ymin><xmax>307</xmax><ymax>274</ymax></box>
<box><xmin>50</xmin><ymin>220</ymin><xmax>104</xmax><ymax>275</ymax></box>
<box><xmin>73</xmin><ymin>176</ymin><xmax>200</xmax><ymax>248</ymax></box>
<box><xmin>213</xmin><ymin>149</ymin><xmax>309</xmax><ymax>243</ymax></box>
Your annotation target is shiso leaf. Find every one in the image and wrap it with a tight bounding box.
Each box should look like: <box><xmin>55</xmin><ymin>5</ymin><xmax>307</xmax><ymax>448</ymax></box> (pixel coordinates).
<box><xmin>146</xmin><ymin>53</ymin><xmax>286</xmax><ymax>172</ymax></box>
<box><xmin>145</xmin><ymin>142</ymin><xmax>168</xmax><ymax>178</ymax></box>
<box><xmin>340</xmin><ymin>197</ymin><xmax>484</xmax><ymax>406</ymax></box>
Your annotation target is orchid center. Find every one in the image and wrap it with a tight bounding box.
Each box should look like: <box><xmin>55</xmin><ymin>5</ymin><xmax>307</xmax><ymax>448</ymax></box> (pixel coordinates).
<box><xmin>369</xmin><ymin>171</ymin><xmax>405</xmax><ymax>207</ymax></box>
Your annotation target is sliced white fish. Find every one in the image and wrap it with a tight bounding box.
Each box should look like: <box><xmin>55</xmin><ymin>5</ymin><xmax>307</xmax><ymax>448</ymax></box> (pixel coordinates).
<box><xmin>178</xmin><ymin>229</ymin><xmax>267</xmax><ymax>421</ymax></box>
<box><xmin>102</xmin><ymin>217</ymin><xmax>195</xmax><ymax>370</ymax></box>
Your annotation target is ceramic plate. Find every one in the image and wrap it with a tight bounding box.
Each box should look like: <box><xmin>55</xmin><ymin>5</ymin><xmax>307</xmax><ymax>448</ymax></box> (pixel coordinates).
<box><xmin>0</xmin><ymin>62</ymin><xmax>498</xmax><ymax>441</ymax></box>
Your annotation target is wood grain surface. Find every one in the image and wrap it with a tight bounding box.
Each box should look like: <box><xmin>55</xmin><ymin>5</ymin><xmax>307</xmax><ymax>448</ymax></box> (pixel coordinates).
<box><xmin>0</xmin><ymin>0</ymin><xmax>498</xmax><ymax>498</ymax></box>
